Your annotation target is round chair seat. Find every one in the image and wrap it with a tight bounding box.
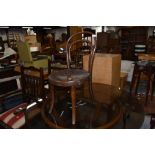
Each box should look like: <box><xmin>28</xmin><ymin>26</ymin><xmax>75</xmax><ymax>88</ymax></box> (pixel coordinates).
<box><xmin>48</xmin><ymin>69</ymin><xmax>90</xmax><ymax>87</ymax></box>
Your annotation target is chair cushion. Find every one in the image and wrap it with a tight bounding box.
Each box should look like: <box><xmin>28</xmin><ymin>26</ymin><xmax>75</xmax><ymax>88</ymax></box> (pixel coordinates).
<box><xmin>0</xmin><ymin>103</ymin><xmax>27</xmax><ymax>129</ymax></box>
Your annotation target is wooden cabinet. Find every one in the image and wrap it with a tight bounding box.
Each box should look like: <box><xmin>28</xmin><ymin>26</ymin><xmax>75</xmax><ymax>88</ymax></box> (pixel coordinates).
<box><xmin>120</xmin><ymin>27</ymin><xmax>148</xmax><ymax>44</ymax></box>
<box><xmin>96</xmin><ymin>32</ymin><xmax>109</xmax><ymax>52</ymax></box>
<box><xmin>96</xmin><ymin>32</ymin><xmax>120</xmax><ymax>54</ymax></box>
<box><xmin>119</xmin><ymin>27</ymin><xmax>148</xmax><ymax>60</ymax></box>
<box><xmin>69</xmin><ymin>26</ymin><xmax>83</xmax><ymax>36</ymax></box>
<box><xmin>147</xmin><ymin>36</ymin><xmax>155</xmax><ymax>53</ymax></box>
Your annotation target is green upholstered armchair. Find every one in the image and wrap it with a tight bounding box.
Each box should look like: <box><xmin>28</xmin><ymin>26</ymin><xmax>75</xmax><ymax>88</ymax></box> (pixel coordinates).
<box><xmin>17</xmin><ymin>41</ymin><xmax>49</xmax><ymax>69</ymax></box>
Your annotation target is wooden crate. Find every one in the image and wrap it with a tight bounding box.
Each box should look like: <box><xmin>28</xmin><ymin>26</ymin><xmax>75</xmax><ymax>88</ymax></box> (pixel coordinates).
<box><xmin>83</xmin><ymin>53</ymin><xmax>121</xmax><ymax>86</ymax></box>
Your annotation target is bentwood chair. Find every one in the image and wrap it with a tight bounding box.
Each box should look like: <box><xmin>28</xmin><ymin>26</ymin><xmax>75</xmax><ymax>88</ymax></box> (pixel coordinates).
<box><xmin>47</xmin><ymin>32</ymin><xmax>95</xmax><ymax>125</ymax></box>
<box><xmin>50</xmin><ymin>31</ymin><xmax>93</xmax><ymax>70</ymax></box>
<box><xmin>0</xmin><ymin>66</ymin><xmax>46</xmax><ymax>128</ymax></box>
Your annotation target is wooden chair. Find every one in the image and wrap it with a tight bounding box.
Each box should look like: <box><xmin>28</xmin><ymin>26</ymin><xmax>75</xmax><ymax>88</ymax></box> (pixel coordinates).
<box><xmin>17</xmin><ymin>40</ymin><xmax>49</xmax><ymax>69</ymax></box>
<box><xmin>47</xmin><ymin>32</ymin><xmax>95</xmax><ymax>125</ymax></box>
<box><xmin>130</xmin><ymin>61</ymin><xmax>155</xmax><ymax>105</ymax></box>
<box><xmin>0</xmin><ymin>66</ymin><xmax>47</xmax><ymax>128</ymax></box>
<box><xmin>20</xmin><ymin>66</ymin><xmax>45</xmax><ymax>103</ymax></box>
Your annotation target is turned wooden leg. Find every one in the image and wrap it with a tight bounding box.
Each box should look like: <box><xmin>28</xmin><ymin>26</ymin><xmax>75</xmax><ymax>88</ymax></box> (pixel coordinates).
<box><xmin>71</xmin><ymin>86</ymin><xmax>76</xmax><ymax>125</ymax></box>
<box><xmin>145</xmin><ymin>75</ymin><xmax>151</xmax><ymax>105</ymax></box>
<box><xmin>135</xmin><ymin>72</ymin><xmax>141</xmax><ymax>95</ymax></box>
<box><xmin>151</xmin><ymin>75</ymin><xmax>155</xmax><ymax>101</ymax></box>
<box><xmin>49</xmin><ymin>85</ymin><xmax>55</xmax><ymax>114</ymax></box>
<box><xmin>130</xmin><ymin>73</ymin><xmax>137</xmax><ymax>95</ymax></box>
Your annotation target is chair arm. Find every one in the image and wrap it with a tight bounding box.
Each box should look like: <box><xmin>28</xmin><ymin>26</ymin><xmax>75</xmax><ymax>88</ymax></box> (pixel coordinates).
<box><xmin>13</xmin><ymin>106</ymin><xmax>26</xmax><ymax>115</ymax></box>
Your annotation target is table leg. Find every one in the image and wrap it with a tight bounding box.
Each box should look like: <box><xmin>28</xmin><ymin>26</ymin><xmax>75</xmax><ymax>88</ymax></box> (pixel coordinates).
<box><xmin>71</xmin><ymin>86</ymin><xmax>76</xmax><ymax>125</ymax></box>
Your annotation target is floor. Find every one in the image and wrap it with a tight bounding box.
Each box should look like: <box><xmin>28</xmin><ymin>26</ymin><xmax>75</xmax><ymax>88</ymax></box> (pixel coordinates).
<box><xmin>1</xmin><ymin>81</ymin><xmax>155</xmax><ymax>129</ymax></box>
<box><xmin>25</xmin><ymin>82</ymin><xmax>155</xmax><ymax>129</ymax></box>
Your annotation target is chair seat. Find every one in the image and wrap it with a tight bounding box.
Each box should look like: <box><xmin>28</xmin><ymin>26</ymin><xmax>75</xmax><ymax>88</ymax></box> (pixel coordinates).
<box><xmin>48</xmin><ymin>69</ymin><xmax>90</xmax><ymax>87</ymax></box>
<box><xmin>0</xmin><ymin>103</ymin><xmax>27</xmax><ymax>129</ymax></box>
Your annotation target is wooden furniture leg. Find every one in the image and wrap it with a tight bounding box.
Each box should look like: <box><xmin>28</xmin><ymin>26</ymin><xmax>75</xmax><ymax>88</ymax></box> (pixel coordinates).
<box><xmin>49</xmin><ymin>85</ymin><xmax>55</xmax><ymax>114</ymax></box>
<box><xmin>151</xmin><ymin>75</ymin><xmax>155</xmax><ymax>101</ymax></box>
<box><xmin>145</xmin><ymin>74</ymin><xmax>152</xmax><ymax>105</ymax></box>
<box><xmin>135</xmin><ymin>72</ymin><xmax>141</xmax><ymax>95</ymax></box>
<box><xmin>130</xmin><ymin>69</ymin><xmax>137</xmax><ymax>95</ymax></box>
<box><xmin>71</xmin><ymin>86</ymin><xmax>76</xmax><ymax>125</ymax></box>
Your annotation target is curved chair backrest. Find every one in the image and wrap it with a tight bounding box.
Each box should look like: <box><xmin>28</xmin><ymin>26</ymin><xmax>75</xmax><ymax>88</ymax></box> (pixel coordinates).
<box><xmin>66</xmin><ymin>32</ymin><xmax>96</xmax><ymax>81</ymax></box>
<box><xmin>66</xmin><ymin>31</ymin><xmax>95</xmax><ymax>71</ymax></box>
<box><xmin>66</xmin><ymin>31</ymin><xmax>93</xmax><ymax>52</ymax></box>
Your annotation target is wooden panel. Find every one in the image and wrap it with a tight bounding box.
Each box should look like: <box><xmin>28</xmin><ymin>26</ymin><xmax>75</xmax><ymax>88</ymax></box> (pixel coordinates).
<box><xmin>96</xmin><ymin>32</ymin><xmax>109</xmax><ymax>52</ymax></box>
<box><xmin>69</xmin><ymin>26</ymin><xmax>83</xmax><ymax>36</ymax></box>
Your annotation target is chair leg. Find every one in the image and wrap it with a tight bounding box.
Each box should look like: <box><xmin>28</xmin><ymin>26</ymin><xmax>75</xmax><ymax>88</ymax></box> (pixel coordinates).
<box><xmin>123</xmin><ymin>113</ymin><xmax>127</xmax><ymax>129</ymax></box>
<box><xmin>151</xmin><ymin>76</ymin><xmax>155</xmax><ymax>101</ymax></box>
<box><xmin>130</xmin><ymin>75</ymin><xmax>136</xmax><ymax>95</ymax></box>
<box><xmin>49</xmin><ymin>85</ymin><xmax>55</xmax><ymax>114</ymax></box>
<box><xmin>71</xmin><ymin>86</ymin><xmax>76</xmax><ymax>125</ymax></box>
<box><xmin>150</xmin><ymin>114</ymin><xmax>155</xmax><ymax>129</ymax></box>
<box><xmin>130</xmin><ymin>65</ymin><xmax>138</xmax><ymax>95</ymax></box>
<box><xmin>130</xmin><ymin>75</ymin><xmax>138</xmax><ymax>95</ymax></box>
<box><xmin>123</xmin><ymin>112</ymin><xmax>131</xmax><ymax>129</ymax></box>
<box><xmin>135</xmin><ymin>73</ymin><xmax>141</xmax><ymax>95</ymax></box>
<box><xmin>145</xmin><ymin>76</ymin><xmax>151</xmax><ymax>105</ymax></box>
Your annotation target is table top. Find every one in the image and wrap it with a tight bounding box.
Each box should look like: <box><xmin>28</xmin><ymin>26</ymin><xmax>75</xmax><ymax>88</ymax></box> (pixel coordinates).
<box><xmin>41</xmin><ymin>83</ymin><xmax>144</xmax><ymax>129</ymax></box>
<box><xmin>138</xmin><ymin>54</ymin><xmax>155</xmax><ymax>61</ymax></box>
<box><xmin>136</xmin><ymin>60</ymin><xmax>155</xmax><ymax>68</ymax></box>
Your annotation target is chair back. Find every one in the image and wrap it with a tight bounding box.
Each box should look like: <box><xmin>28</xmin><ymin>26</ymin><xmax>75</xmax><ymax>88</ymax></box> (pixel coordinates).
<box><xmin>20</xmin><ymin>66</ymin><xmax>44</xmax><ymax>103</ymax></box>
<box><xmin>66</xmin><ymin>32</ymin><xmax>95</xmax><ymax>71</ymax></box>
<box><xmin>66</xmin><ymin>31</ymin><xmax>93</xmax><ymax>51</ymax></box>
<box><xmin>17</xmin><ymin>41</ymin><xmax>33</xmax><ymax>64</ymax></box>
